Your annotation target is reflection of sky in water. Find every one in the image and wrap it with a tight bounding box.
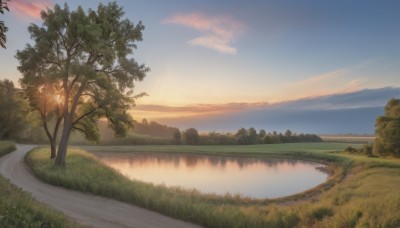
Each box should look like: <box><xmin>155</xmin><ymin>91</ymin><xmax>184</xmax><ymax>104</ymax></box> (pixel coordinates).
<box><xmin>96</xmin><ymin>153</ymin><xmax>328</xmax><ymax>198</ymax></box>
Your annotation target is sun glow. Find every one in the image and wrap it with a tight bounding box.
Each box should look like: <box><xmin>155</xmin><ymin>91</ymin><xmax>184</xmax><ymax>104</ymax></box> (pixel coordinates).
<box><xmin>54</xmin><ymin>94</ymin><xmax>62</xmax><ymax>104</ymax></box>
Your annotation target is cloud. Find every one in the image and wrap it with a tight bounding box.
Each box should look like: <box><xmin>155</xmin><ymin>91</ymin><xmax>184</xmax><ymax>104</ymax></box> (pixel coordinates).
<box><xmin>9</xmin><ymin>0</ymin><xmax>53</xmax><ymax>20</ymax></box>
<box><xmin>277</xmin><ymin>60</ymin><xmax>377</xmax><ymax>102</ymax></box>
<box><xmin>136</xmin><ymin>102</ymin><xmax>269</xmax><ymax>114</ymax></box>
<box><xmin>163</xmin><ymin>13</ymin><xmax>244</xmax><ymax>54</ymax></box>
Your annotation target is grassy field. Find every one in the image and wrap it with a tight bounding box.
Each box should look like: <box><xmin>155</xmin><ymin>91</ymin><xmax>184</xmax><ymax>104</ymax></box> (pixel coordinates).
<box><xmin>320</xmin><ymin>135</ymin><xmax>375</xmax><ymax>144</ymax></box>
<box><xmin>78</xmin><ymin>142</ymin><xmax>358</xmax><ymax>154</ymax></box>
<box><xmin>26</xmin><ymin>143</ymin><xmax>400</xmax><ymax>228</ymax></box>
<box><xmin>0</xmin><ymin>141</ymin><xmax>80</xmax><ymax>227</ymax></box>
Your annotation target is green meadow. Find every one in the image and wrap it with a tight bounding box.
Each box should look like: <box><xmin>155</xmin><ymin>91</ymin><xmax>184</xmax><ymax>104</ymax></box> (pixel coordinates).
<box><xmin>25</xmin><ymin>142</ymin><xmax>400</xmax><ymax>228</ymax></box>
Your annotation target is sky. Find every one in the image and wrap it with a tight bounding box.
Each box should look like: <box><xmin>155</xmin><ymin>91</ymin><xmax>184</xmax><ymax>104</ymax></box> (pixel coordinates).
<box><xmin>1</xmin><ymin>0</ymin><xmax>400</xmax><ymax>124</ymax></box>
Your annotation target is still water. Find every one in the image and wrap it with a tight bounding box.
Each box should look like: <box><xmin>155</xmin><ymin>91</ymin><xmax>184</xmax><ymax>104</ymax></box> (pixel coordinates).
<box><xmin>96</xmin><ymin>153</ymin><xmax>329</xmax><ymax>198</ymax></box>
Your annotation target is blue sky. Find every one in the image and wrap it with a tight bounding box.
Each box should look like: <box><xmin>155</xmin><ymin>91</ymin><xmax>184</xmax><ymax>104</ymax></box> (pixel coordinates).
<box><xmin>1</xmin><ymin>0</ymin><xmax>399</xmax><ymax>121</ymax></box>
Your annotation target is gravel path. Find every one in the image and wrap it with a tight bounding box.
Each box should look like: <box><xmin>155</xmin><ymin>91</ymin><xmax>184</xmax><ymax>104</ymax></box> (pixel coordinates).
<box><xmin>0</xmin><ymin>144</ymin><xmax>201</xmax><ymax>228</ymax></box>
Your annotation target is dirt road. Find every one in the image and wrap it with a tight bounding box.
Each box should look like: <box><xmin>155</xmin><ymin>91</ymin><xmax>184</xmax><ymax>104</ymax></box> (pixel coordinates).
<box><xmin>0</xmin><ymin>144</ymin><xmax>201</xmax><ymax>228</ymax></box>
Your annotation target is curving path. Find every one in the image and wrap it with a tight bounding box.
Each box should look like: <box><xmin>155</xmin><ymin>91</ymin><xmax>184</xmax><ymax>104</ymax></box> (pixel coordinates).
<box><xmin>0</xmin><ymin>144</ymin><xmax>201</xmax><ymax>228</ymax></box>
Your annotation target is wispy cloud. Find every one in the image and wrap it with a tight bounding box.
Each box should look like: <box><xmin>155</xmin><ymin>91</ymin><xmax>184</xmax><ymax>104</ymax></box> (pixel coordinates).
<box><xmin>136</xmin><ymin>102</ymin><xmax>269</xmax><ymax>114</ymax></box>
<box><xmin>9</xmin><ymin>0</ymin><xmax>53</xmax><ymax>20</ymax></box>
<box><xmin>163</xmin><ymin>13</ymin><xmax>244</xmax><ymax>54</ymax></box>
<box><xmin>276</xmin><ymin>60</ymin><xmax>377</xmax><ymax>102</ymax></box>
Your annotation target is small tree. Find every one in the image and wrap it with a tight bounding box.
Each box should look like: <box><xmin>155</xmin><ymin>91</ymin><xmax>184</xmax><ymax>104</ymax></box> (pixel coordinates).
<box><xmin>248</xmin><ymin>127</ymin><xmax>260</xmax><ymax>144</ymax></box>
<box><xmin>16</xmin><ymin>2</ymin><xmax>149</xmax><ymax>166</ymax></box>
<box><xmin>183</xmin><ymin>128</ymin><xmax>199</xmax><ymax>145</ymax></box>
<box><xmin>235</xmin><ymin>127</ymin><xmax>248</xmax><ymax>145</ymax></box>
<box><xmin>172</xmin><ymin>129</ymin><xmax>181</xmax><ymax>144</ymax></box>
<box><xmin>259</xmin><ymin>129</ymin><xmax>266</xmax><ymax>138</ymax></box>
<box><xmin>373</xmin><ymin>98</ymin><xmax>400</xmax><ymax>157</ymax></box>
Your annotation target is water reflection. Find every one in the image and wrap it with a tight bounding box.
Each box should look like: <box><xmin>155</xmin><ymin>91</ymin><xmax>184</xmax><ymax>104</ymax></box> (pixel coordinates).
<box><xmin>96</xmin><ymin>153</ymin><xmax>328</xmax><ymax>198</ymax></box>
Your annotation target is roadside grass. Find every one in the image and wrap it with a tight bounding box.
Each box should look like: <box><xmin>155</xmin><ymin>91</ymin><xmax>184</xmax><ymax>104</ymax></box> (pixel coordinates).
<box><xmin>0</xmin><ymin>141</ymin><xmax>80</xmax><ymax>228</ymax></box>
<box><xmin>0</xmin><ymin>141</ymin><xmax>16</xmax><ymax>157</ymax></box>
<box><xmin>26</xmin><ymin>143</ymin><xmax>400</xmax><ymax>227</ymax></box>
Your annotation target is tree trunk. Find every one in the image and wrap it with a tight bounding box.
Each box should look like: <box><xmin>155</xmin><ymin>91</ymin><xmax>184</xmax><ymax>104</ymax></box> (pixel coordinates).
<box><xmin>50</xmin><ymin>141</ymin><xmax>56</xmax><ymax>159</ymax></box>
<box><xmin>55</xmin><ymin>116</ymin><xmax>72</xmax><ymax>166</ymax></box>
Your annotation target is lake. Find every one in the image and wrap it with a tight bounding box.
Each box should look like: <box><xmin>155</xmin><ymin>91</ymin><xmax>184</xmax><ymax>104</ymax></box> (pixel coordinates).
<box><xmin>95</xmin><ymin>153</ymin><xmax>329</xmax><ymax>198</ymax></box>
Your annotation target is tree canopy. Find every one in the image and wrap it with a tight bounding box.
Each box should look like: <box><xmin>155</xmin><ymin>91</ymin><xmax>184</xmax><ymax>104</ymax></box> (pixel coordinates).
<box><xmin>374</xmin><ymin>98</ymin><xmax>400</xmax><ymax>157</ymax></box>
<box><xmin>16</xmin><ymin>2</ymin><xmax>149</xmax><ymax>165</ymax></box>
<box><xmin>0</xmin><ymin>0</ymin><xmax>10</xmax><ymax>48</ymax></box>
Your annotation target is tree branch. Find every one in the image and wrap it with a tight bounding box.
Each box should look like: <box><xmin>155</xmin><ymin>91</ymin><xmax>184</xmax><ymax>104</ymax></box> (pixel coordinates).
<box><xmin>72</xmin><ymin>108</ymin><xmax>98</xmax><ymax>126</ymax></box>
<box><xmin>72</xmin><ymin>126</ymin><xmax>86</xmax><ymax>134</ymax></box>
<box><xmin>68</xmin><ymin>75</ymin><xmax>80</xmax><ymax>93</ymax></box>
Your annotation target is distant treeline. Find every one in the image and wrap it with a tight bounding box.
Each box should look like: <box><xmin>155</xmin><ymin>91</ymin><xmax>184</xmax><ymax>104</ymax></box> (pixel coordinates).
<box><xmin>6</xmin><ymin>112</ymin><xmax>322</xmax><ymax>146</ymax></box>
<box><xmin>132</xmin><ymin>119</ymin><xmax>179</xmax><ymax>138</ymax></box>
<box><xmin>180</xmin><ymin>127</ymin><xmax>322</xmax><ymax>145</ymax></box>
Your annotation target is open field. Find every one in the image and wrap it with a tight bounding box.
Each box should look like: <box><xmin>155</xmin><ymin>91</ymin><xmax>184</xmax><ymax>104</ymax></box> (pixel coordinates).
<box><xmin>26</xmin><ymin>142</ymin><xmax>400</xmax><ymax>227</ymax></box>
<box><xmin>320</xmin><ymin>135</ymin><xmax>375</xmax><ymax>144</ymax></box>
<box><xmin>78</xmin><ymin>142</ymin><xmax>359</xmax><ymax>154</ymax></box>
<box><xmin>0</xmin><ymin>141</ymin><xmax>79</xmax><ymax>227</ymax></box>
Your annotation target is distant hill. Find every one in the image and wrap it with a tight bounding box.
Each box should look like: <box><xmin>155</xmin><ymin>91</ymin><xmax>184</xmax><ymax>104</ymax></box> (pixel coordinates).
<box><xmin>159</xmin><ymin>87</ymin><xmax>400</xmax><ymax>134</ymax></box>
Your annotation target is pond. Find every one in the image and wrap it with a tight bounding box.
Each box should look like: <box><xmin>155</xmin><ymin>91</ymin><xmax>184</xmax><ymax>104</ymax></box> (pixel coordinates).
<box><xmin>95</xmin><ymin>153</ymin><xmax>329</xmax><ymax>199</ymax></box>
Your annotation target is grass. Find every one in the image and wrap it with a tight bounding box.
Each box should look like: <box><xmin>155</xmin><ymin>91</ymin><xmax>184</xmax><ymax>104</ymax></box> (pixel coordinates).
<box><xmin>26</xmin><ymin>143</ymin><xmax>400</xmax><ymax>228</ymax></box>
<box><xmin>0</xmin><ymin>141</ymin><xmax>16</xmax><ymax>157</ymax></box>
<box><xmin>0</xmin><ymin>141</ymin><xmax>80</xmax><ymax>227</ymax></box>
<box><xmin>78</xmin><ymin>142</ymin><xmax>358</xmax><ymax>154</ymax></box>
<box><xmin>320</xmin><ymin>135</ymin><xmax>375</xmax><ymax>144</ymax></box>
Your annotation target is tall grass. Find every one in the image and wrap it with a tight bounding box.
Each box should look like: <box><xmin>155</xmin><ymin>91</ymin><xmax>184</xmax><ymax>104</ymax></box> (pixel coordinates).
<box><xmin>25</xmin><ymin>144</ymin><xmax>400</xmax><ymax>227</ymax></box>
<box><xmin>0</xmin><ymin>176</ymin><xmax>80</xmax><ymax>227</ymax></box>
<box><xmin>0</xmin><ymin>141</ymin><xmax>79</xmax><ymax>227</ymax></box>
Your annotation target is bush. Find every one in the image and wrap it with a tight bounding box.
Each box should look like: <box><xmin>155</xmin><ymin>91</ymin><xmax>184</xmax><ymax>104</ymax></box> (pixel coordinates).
<box><xmin>0</xmin><ymin>140</ymin><xmax>16</xmax><ymax>156</ymax></box>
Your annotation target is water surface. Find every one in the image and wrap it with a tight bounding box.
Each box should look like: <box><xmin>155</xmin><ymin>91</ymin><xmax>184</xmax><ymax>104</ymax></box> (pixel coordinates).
<box><xmin>96</xmin><ymin>153</ymin><xmax>328</xmax><ymax>198</ymax></box>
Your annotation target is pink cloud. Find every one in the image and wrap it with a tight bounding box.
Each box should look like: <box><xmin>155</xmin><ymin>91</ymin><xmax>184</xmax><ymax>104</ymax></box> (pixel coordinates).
<box><xmin>189</xmin><ymin>35</ymin><xmax>237</xmax><ymax>55</ymax></box>
<box><xmin>163</xmin><ymin>13</ymin><xmax>245</xmax><ymax>54</ymax></box>
<box><xmin>9</xmin><ymin>0</ymin><xmax>53</xmax><ymax>20</ymax></box>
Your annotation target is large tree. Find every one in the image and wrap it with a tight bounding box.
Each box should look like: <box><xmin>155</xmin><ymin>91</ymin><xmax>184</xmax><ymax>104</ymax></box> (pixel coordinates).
<box><xmin>0</xmin><ymin>0</ymin><xmax>9</xmax><ymax>48</ymax></box>
<box><xmin>17</xmin><ymin>2</ymin><xmax>149</xmax><ymax>166</ymax></box>
<box><xmin>373</xmin><ymin>98</ymin><xmax>400</xmax><ymax>157</ymax></box>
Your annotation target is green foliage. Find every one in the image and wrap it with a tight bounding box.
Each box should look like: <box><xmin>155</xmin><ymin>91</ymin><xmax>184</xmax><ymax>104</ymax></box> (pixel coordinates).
<box><xmin>0</xmin><ymin>175</ymin><xmax>79</xmax><ymax>228</ymax></box>
<box><xmin>198</xmin><ymin>131</ymin><xmax>236</xmax><ymax>145</ymax></box>
<box><xmin>0</xmin><ymin>79</ymin><xmax>30</xmax><ymax>140</ymax></box>
<box><xmin>133</xmin><ymin>119</ymin><xmax>180</xmax><ymax>138</ymax></box>
<box><xmin>0</xmin><ymin>142</ymin><xmax>79</xmax><ymax>227</ymax></box>
<box><xmin>374</xmin><ymin>98</ymin><xmax>400</xmax><ymax>157</ymax></box>
<box><xmin>172</xmin><ymin>129</ymin><xmax>181</xmax><ymax>144</ymax></box>
<box><xmin>0</xmin><ymin>0</ymin><xmax>9</xmax><ymax>48</ymax></box>
<box><xmin>0</xmin><ymin>140</ymin><xmax>15</xmax><ymax>157</ymax></box>
<box><xmin>183</xmin><ymin>128</ymin><xmax>199</xmax><ymax>145</ymax></box>
<box><xmin>344</xmin><ymin>144</ymin><xmax>373</xmax><ymax>156</ymax></box>
<box><xmin>16</xmin><ymin>2</ymin><xmax>149</xmax><ymax>164</ymax></box>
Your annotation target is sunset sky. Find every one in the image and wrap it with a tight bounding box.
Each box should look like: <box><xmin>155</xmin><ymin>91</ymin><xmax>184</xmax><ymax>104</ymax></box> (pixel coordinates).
<box><xmin>1</xmin><ymin>0</ymin><xmax>399</xmax><ymax>121</ymax></box>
